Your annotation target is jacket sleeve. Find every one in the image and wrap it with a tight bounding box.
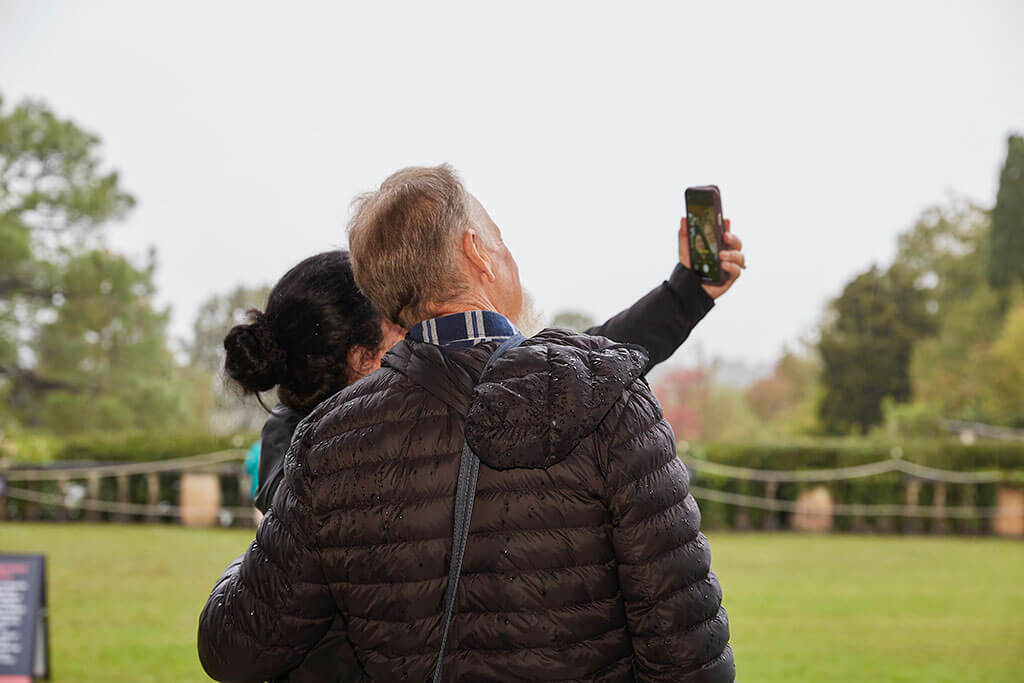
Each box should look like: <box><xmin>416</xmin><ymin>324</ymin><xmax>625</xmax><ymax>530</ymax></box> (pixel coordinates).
<box><xmin>198</xmin><ymin>437</ymin><xmax>337</xmax><ymax>683</ymax></box>
<box><xmin>598</xmin><ymin>382</ymin><xmax>734</xmax><ymax>682</ymax></box>
<box><xmin>586</xmin><ymin>264</ymin><xmax>714</xmax><ymax>373</ymax></box>
<box><xmin>253</xmin><ymin>405</ymin><xmax>304</xmax><ymax>514</ymax></box>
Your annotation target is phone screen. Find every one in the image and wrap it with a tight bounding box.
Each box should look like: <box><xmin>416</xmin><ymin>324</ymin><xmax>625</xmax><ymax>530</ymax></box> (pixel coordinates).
<box><xmin>686</xmin><ymin>191</ymin><xmax>722</xmax><ymax>282</ymax></box>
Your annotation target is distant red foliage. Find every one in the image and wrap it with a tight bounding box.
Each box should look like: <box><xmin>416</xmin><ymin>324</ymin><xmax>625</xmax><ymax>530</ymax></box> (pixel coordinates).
<box><xmin>652</xmin><ymin>368</ymin><xmax>709</xmax><ymax>442</ymax></box>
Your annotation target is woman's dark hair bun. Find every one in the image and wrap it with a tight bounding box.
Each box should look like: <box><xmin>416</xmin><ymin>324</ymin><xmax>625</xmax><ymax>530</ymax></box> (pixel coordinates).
<box><xmin>221</xmin><ymin>251</ymin><xmax>384</xmax><ymax>413</ymax></box>
<box><xmin>223</xmin><ymin>310</ymin><xmax>287</xmax><ymax>393</ymax></box>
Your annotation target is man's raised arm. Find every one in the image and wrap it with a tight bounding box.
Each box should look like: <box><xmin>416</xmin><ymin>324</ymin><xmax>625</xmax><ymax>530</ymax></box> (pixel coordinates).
<box><xmin>586</xmin><ymin>263</ymin><xmax>714</xmax><ymax>372</ymax></box>
<box><xmin>586</xmin><ymin>217</ymin><xmax>744</xmax><ymax>373</ymax></box>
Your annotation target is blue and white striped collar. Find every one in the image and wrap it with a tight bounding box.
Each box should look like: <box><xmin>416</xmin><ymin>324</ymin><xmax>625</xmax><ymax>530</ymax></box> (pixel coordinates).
<box><xmin>408</xmin><ymin>310</ymin><xmax>520</xmax><ymax>348</ymax></box>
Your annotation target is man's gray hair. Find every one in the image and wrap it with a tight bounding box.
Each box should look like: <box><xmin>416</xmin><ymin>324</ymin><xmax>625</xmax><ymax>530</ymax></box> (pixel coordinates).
<box><xmin>347</xmin><ymin>164</ymin><xmax>473</xmax><ymax>328</ymax></box>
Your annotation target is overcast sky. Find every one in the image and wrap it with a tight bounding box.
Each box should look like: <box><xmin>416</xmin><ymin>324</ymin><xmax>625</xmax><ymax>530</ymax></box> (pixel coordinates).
<box><xmin>2</xmin><ymin>1</ymin><xmax>1021</xmax><ymax>369</ymax></box>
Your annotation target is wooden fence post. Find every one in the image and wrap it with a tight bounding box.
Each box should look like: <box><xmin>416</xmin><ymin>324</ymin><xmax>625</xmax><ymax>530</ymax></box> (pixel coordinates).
<box><xmin>86</xmin><ymin>471</ymin><xmax>101</xmax><ymax>522</ymax></box>
<box><xmin>55</xmin><ymin>475</ymin><xmax>69</xmax><ymax>522</ymax></box>
<box><xmin>963</xmin><ymin>484</ymin><xmax>977</xmax><ymax>535</ymax></box>
<box><xmin>236</xmin><ymin>471</ymin><xmax>256</xmax><ymax>527</ymax></box>
<box><xmin>903</xmin><ymin>479</ymin><xmax>922</xmax><ymax>534</ymax></box>
<box><xmin>932</xmin><ymin>482</ymin><xmax>950</xmax><ymax>535</ymax></box>
<box><xmin>25</xmin><ymin>481</ymin><xmax>41</xmax><ymax>521</ymax></box>
<box><xmin>115</xmin><ymin>474</ymin><xmax>131</xmax><ymax>523</ymax></box>
<box><xmin>146</xmin><ymin>473</ymin><xmax>160</xmax><ymax>524</ymax></box>
<box><xmin>763</xmin><ymin>481</ymin><xmax>778</xmax><ymax>531</ymax></box>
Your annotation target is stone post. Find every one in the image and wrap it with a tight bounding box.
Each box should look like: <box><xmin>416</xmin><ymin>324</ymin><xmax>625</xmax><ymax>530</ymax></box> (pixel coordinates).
<box><xmin>180</xmin><ymin>473</ymin><xmax>221</xmax><ymax>527</ymax></box>
<box><xmin>992</xmin><ymin>486</ymin><xmax>1024</xmax><ymax>537</ymax></box>
<box><xmin>791</xmin><ymin>486</ymin><xmax>834</xmax><ymax>532</ymax></box>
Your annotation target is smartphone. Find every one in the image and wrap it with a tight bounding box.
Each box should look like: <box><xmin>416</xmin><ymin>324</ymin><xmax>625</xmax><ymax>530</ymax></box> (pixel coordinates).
<box><xmin>684</xmin><ymin>185</ymin><xmax>726</xmax><ymax>285</ymax></box>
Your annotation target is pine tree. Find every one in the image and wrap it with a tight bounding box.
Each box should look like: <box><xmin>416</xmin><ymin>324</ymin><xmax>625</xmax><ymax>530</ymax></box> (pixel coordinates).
<box><xmin>988</xmin><ymin>134</ymin><xmax>1024</xmax><ymax>290</ymax></box>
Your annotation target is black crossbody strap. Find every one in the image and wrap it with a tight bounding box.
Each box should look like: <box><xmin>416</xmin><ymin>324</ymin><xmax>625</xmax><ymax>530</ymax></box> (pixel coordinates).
<box><xmin>432</xmin><ymin>333</ymin><xmax>526</xmax><ymax>683</ymax></box>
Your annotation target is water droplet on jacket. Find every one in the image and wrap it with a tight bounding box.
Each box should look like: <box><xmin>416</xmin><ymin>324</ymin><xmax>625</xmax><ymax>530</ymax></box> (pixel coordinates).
<box><xmin>407</xmin><ymin>622</ymin><xmax>414</xmax><ymax>631</ymax></box>
<box><xmin>503</xmin><ymin>617</ymin><xmax>510</xmax><ymax>625</ymax></box>
<box><xmin>502</xmin><ymin>548</ymin><xmax>510</xmax><ymax>559</ymax></box>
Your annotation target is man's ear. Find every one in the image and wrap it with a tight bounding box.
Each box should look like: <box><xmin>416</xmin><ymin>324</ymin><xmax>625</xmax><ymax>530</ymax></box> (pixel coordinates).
<box><xmin>346</xmin><ymin>344</ymin><xmax>380</xmax><ymax>381</ymax></box>
<box><xmin>461</xmin><ymin>229</ymin><xmax>496</xmax><ymax>282</ymax></box>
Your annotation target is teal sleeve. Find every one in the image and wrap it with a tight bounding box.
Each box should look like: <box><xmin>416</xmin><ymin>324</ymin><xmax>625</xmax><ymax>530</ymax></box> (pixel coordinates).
<box><xmin>244</xmin><ymin>441</ymin><xmax>261</xmax><ymax>498</ymax></box>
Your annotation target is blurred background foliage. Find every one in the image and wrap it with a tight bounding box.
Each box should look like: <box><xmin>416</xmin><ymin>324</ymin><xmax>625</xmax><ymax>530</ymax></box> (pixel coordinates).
<box><xmin>0</xmin><ymin>95</ymin><xmax>260</xmax><ymax>459</ymax></box>
<box><xmin>0</xmin><ymin>93</ymin><xmax>1021</xmax><ymax>465</ymax></box>
<box><xmin>655</xmin><ymin>133</ymin><xmax>1024</xmax><ymax>442</ymax></box>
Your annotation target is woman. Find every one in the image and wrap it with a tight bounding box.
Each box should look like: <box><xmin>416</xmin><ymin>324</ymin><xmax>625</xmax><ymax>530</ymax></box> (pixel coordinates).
<box><xmin>224</xmin><ymin>251</ymin><xmax>404</xmax><ymax>516</ymax></box>
<box><xmin>221</xmin><ymin>235</ymin><xmax>726</xmax><ymax>680</ymax></box>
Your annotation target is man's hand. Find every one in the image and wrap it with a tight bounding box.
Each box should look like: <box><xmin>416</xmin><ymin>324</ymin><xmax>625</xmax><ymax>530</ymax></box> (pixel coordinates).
<box><xmin>678</xmin><ymin>217</ymin><xmax>745</xmax><ymax>299</ymax></box>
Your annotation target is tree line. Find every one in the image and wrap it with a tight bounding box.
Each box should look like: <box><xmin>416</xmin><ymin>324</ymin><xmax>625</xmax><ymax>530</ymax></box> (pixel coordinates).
<box><xmin>655</xmin><ymin>135</ymin><xmax>1024</xmax><ymax>440</ymax></box>
<box><xmin>1</xmin><ymin>93</ymin><xmax>1021</xmax><ymax>456</ymax></box>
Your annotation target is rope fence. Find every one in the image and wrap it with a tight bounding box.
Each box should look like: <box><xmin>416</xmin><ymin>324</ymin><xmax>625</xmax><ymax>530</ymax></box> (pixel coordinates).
<box><xmin>3</xmin><ymin>450</ymin><xmax>246</xmax><ymax>482</ymax></box>
<box><xmin>2</xmin><ymin>449</ymin><xmax>1022</xmax><ymax>533</ymax></box>
<box><xmin>0</xmin><ymin>449</ymin><xmax>254</xmax><ymax>526</ymax></box>
<box><xmin>679</xmin><ymin>452</ymin><xmax>1024</xmax><ymax>534</ymax></box>
<box><xmin>689</xmin><ymin>486</ymin><xmax>1023</xmax><ymax>518</ymax></box>
<box><xmin>5</xmin><ymin>484</ymin><xmax>257</xmax><ymax>519</ymax></box>
<box><xmin>679</xmin><ymin>455</ymin><xmax>1004</xmax><ymax>484</ymax></box>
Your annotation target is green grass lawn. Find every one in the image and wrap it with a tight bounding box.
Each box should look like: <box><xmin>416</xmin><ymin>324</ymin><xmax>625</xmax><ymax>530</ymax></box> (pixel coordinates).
<box><xmin>2</xmin><ymin>523</ymin><xmax>1022</xmax><ymax>682</ymax></box>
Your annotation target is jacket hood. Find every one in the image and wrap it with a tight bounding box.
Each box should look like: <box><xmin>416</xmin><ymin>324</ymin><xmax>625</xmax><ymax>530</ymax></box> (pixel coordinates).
<box><xmin>384</xmin><ymin>328</ymin><xmax>648</xmax><ymax>470</ymax></box>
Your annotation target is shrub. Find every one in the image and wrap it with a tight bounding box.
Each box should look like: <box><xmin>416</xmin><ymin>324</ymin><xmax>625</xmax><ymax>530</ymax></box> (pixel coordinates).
<box><xmin>56</xmin><ymin>430</ymin><xmax>256</xmax><ymax>463</ymax></box>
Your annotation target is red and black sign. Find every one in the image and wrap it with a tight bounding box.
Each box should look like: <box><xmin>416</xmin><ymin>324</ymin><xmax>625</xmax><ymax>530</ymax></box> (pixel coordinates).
<box><xmin>0</xmin><ymin>555</ymin><xmax>48</xmax><ymax>682</ymax></box>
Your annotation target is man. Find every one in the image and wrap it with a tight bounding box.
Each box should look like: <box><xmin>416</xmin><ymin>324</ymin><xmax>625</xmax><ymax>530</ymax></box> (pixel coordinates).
<box><xmin>199</xmin><ymin>165</ymin><xmax>739</xmax><ymax>682</ymax></box>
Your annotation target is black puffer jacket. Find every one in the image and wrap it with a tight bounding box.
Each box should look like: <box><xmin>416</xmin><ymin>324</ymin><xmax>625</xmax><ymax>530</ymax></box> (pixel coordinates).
<box><xmin>253</xmin><ymin>263</ymin><xmax>716</xmax><ymax>517</ymax></box>
<box><xmin>199</xmin><ymin>329</ymin><xmax>733</xmax><ymax>682</ymax></box>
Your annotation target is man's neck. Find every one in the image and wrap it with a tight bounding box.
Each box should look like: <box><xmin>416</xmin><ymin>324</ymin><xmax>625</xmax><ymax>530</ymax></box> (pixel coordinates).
<box><xmin>428</xmin><ymin>293</ymin><xmax>501</xmax><ymax>319</ymax></box>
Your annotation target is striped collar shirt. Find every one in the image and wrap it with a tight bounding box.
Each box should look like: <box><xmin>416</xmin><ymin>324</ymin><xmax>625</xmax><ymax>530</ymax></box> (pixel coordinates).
<box><xmin>408</xmin><ymin>310</ymin><xmax>520</xmax><ymax>348</ymax></box>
